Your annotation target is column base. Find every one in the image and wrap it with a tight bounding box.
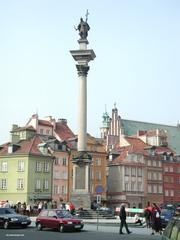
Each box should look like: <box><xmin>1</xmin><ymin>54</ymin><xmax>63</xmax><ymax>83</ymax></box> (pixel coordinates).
<box><xmin>70</xmin><ymin>192</ymin><xmax>91</xmax><ymax>210</ymax></box>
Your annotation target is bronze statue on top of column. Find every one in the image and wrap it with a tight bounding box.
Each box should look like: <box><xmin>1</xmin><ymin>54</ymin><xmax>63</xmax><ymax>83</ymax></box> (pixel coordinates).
<box><xmin>75</xmin><ymin>10</ymin><xmax>90</xmax><ymax>40</ymax></box>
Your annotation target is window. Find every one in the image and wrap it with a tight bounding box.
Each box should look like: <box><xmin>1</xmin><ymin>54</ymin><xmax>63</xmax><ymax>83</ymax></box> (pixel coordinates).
<box><xmin>147</xmin><ymin>160</ymin><xmax>151</xmax><ymax>166</ymax></box>
<box><xmin>46</xmin><ymin>129</ymin><xmax>50</xmax><ymax>135</ymax></box>
<box><xmin>158</xmin><ymin>173</ymin><xmax>162</xmax><ymax>181</ymax></box>
<box><xmin>62</xmin><ymin>158</ymin><xmax>67</xmax><ymax>166</ymax></box>
<box><xmin>61</xmin><ymin>185</ymin><xmax>67</xmax><ymax>194</ymax></box>
<box><xmin>177</xmin><ymin>178</ymin><xmax>180</xmax><ymax>184</ymax></box>
<box><xmin>125</xmin><ymin>182</ymin><xmax>129</xmax><ymax>191</ymax></box>
<box><xmin>137</xmin><ymin>182</ymin><xmax>142</xmax><ymax>191</ymax></box>
<box><xmin>95</xmin><ymin>171</ymin><xmax>101</xmax><ymax>181</ymax></box>
<box><xmin>158</xmin><ymin>161</ymin><xmax>162</xmax><ymax>167</ymax></box>
<box><xmin>44</xmin><ymin>162</ymin><xmax>50</xmax><ymax>172</ymax></box>
<box><xmin>137</xmin><ymin>168</ymin><xmax>142</xmax><ymax>177</ymax></box>
<box><xmin>169</xmin><ymin>167</ymin><xmax>173</xmax><ymax>173</ymax></box>
<box><xmin>62</xmin><ymin>145</ymin><xmax>66</xmax><ymax>151</ymax></box>
<box><xmin>95</xmin><ymin>159</ymin><xmax>101</xmax><ymax>166</ymax></box>
<box><xmin>152</xmin><ymin>161</ymin><xmax>156</xmax><ymax>167</ymax></box>
<box><xmin>17</xmin><ymin>178</ymin><xmax>24</xmax><ymax>189</ymax></box>
<box><xmin>35</xmin><ymin>179</ymin><xmax>41</xmax><ymax>190</ymax></box>
<box><xmin>44</xmin><ymin>180</ymin><xmax>49</xmax><ymax>190</ymax></box>
<box><xmin>40</xmin><ymin>129</ymin><xmax>44</xmax><ymax>134</ymax></box>
<box><xmin>148</xmin><ymin>172</ymin><xmax>151</xmax><ymax>180</ymax></box>
<box><xmin>1</xmin><ymin>162</ymin><xmax>7</xmax><ymax>172</ymax></box>
<box><xmin>125</xmin><ymin>167</ymin><xmax>129</xmax><ymax>176</ymax></box>
<box><xmin>131</xmin><ymin>167</ymin><xmax>136</xmax><ymax>176</ymax></box>
<box><xmin>153</xmin><ymin>172</ymin><xmax>157</xmax><ymax>180</ymax></box>
<box><xmin>48</xmin><ymin>210</ymin><xmax>56</xmax><ymax>217</ymax></box>
<box><xmin>36</xmin><ymin>162</ymin><xmax>42</xmax><ymax>172</ymax></box>
<box><xmin>158</xmin><ymin>185</ymin><xmax>163</xmax><ymax>193</ymax></box>
<box><xmin>165</xmin><ymin>190</ymin><xmax>169</xmax><ymax>196</ymax></box>
<box><xmin>170</xmin><ymin>190</ymin><xmax>174</xmax><ymax>197</ymax></box>
<box><xmin>0</xmin><ymin>179</ymin><xmax>7</xmax><ymax>189</ymax></box>
<box><xmin>54</xmin><ymin>158</ymin><xmax>59</xmax><ymax>165</ymax></box>
<box><xmin>148</xmin><ymin>184</ymin><xmax>152</xmax><ymax>193</ymax></box>
<box><xmin>17</xmin><ymin>161</ymin><xmax>24</xmax><ymax>172</ymax></box>
<box><xmin>54</xmin><ymin>185</ymin><xmax>59</xmax><ymax>194</ymax></box>
<box><xmin>131</xmin><ymin>182</ymin><xmax>135</xmax><ymax>191</ymax></box>
<box><xmin>153</xmin><ymin>185</ymin><xmax>157</xmax><ymax>193</ymax></box>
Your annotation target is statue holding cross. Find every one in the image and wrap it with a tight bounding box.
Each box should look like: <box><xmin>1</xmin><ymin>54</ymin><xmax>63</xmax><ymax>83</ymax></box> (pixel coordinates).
<box><xmin>75</xmin><ymin>10</ymin><xmax>90</xmax><ymax>40</ymax></box>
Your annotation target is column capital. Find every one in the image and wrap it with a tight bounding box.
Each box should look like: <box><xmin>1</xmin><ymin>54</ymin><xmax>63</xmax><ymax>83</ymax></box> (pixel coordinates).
<box><xmin>76</xmin><ymin>64</ymin><xmax>90</xmax><ymax>77</ymax></box>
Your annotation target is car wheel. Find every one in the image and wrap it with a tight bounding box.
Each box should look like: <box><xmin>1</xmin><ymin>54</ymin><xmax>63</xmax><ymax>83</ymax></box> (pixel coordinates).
<box><xmin>3</xmin><ymin>221</ymin><xmax>9</xmax><ymax>229</ymax></box>
<box><xmin>37</xmin><ymin>223</ymin><xmax>42</xmax><ymax>231</ymax></box>
<box><xmin>59</xmin><ymin>225</ymin><xmax>64</xmax><ymax>233</ymax></box>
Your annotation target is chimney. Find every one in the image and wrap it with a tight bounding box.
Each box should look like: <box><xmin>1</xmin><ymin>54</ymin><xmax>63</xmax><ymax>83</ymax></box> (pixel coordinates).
<box><xmin>58</xmin><ymin>119</ymin><xmax>67</xmax><ymax>124</ymax></box>
<box><xmin>10</xmin><ymin>124</ymin><xmax>20</xmax><ymax>144</ymax></box>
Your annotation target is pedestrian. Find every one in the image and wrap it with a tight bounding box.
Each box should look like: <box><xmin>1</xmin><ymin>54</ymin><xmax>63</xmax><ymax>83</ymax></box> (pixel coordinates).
<box><xmin>119</xmin><ymin>204</ymin><xmax>132</xmax><ymax>234</ymax></box>
<box><xmin>151</xmin><ymin>203</ymin><xmax>162</xmax><ymax>235</ymax></box>
<box><xmin>26</xmin><ymin>204</ymin><xmax>31</xmax><ymax>216</ymax></box>
<box><xmin>38</xmin><ymin>201</ymin><xmax>43</xmax><ymax>213</ymax></box>
<box><xmin>3</xmin><ymin>200</ymin><xmax>11</xmax><ymax>208</ymax></box>
<box><xmin>144</xmin><ymin>207</ymin><xmax>151</xmax><ymax>228</ymax></box>
<box><xmin>134</xmin><ymin>213</ymin><xmax>142</xmax><ymax>225</ymax></box>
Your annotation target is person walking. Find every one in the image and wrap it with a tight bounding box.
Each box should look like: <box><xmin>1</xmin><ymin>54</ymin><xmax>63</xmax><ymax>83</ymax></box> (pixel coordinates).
<box><xmin>144</xmin><ymin>207</ymin><xmax>151</xmax><ymax>228</ymax></box>
<box><xmin>151</xmin><ymin>203</ymin><xmax>162</xmax><ymax>235</ymax></box>
<box><xmin>119</xmin><ymin>204</ymin><xmax>132</xmax><ymax>234</ymax></box>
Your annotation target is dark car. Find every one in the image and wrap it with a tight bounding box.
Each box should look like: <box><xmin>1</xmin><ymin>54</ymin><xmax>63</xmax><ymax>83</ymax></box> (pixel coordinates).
<box><xmin>36</xmin><ymin>209</ymin><xmax>84</xmax><ymax>232</ymax></box>
<box><xmin>0</xmin><ymin>208</ymin><xmax>31</xmax><ymax>229</ymax></box>
<box><xmin>160</xmin><ymin>204</ymin><xmax>176</xmax><ymax>228</ymax></box>
<box><xmin>161</xmin><ymin>216</ymin><xmax>180</xmax><ymax>240</ymax></box>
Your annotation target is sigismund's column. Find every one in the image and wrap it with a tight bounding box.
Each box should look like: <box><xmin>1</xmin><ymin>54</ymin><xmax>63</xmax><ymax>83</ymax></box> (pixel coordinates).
<box><xmin>70</xmin><ymin>13</ymin><xmax>96</xmax><ymax>209</ymax></box>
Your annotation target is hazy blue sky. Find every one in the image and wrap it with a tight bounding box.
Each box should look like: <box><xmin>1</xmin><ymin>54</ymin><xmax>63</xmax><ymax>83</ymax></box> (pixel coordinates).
<box><xmin>0</xmin><ymin>0</ymin><xmax>179</xmax><ymax>144</ymax></box>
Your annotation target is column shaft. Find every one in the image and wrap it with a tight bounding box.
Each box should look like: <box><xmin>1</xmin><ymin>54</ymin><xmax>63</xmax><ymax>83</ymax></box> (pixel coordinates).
<box><xmin>78</xmin><ymin>74</ymin><xmax>87</xmax><ymax>151</ymax></box>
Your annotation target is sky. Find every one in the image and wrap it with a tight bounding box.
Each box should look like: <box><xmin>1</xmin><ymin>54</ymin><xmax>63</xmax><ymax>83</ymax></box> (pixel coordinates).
<box><xmin>0</xmin><ymin>0</ymin><xmax>180</xmax><ymax>144</ymax></box>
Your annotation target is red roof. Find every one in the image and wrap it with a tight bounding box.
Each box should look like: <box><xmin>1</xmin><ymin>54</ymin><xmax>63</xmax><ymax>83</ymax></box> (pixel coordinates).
<box><xmin>155</xmin><ymin>146</ymin><xmax>175</xmax><ymax>154</ymax></box>
<box><xmin>55</xmin><ymin>122</ymin><xmax>75</xmax><ymax>141</ymax></box>
<box><xmin>109</xmin><ymin>137</ymin><xmax>148</xmax><ymax>164</ymax></box>
<box><xmin>125</xmin><ymin>137</ymin><xmax>148</xmax><ymax>155</ymax></box>
<box><xmin>38</xmin><ymin>120</ymin><xmax>53</xmax><ymax>127</ymax></box>
<box><xmin>0</xmin><ymin>136</ymin><xmax>48</xmax><ymax>156</ymax></box>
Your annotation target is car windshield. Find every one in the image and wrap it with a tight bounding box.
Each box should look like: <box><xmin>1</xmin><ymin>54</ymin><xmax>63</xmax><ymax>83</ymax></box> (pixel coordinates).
<box><xmin>0</xmin><ymin>208</ymin><xmax>16</xmax><ymax>214</ymax></box>
<box><xmin>56</xmin><ymin>210</ymin><xmax>73</xmax><ymax>218</ymax></box>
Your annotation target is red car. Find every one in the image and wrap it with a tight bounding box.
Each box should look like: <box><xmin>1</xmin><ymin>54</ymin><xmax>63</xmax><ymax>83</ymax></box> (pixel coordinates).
<box><xmin>35</xmin><ymin>209</ymin><xmax>84</xmax><ymax>232</ymax></box>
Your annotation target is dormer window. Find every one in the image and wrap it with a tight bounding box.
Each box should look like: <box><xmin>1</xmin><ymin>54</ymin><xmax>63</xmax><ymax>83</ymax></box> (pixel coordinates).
<box><xmin>40</xmin><ymin>129</ymin><xmax>44</xmax><ymax>134</ymax></box>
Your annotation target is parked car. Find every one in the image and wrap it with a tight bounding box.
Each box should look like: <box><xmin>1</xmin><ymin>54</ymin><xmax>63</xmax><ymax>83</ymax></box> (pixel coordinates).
<box><xmin>0</xmin><ymin>208</ymin><xmax>31</xmax><ymax>229</ymax></box>
<box><xmin>160</xmin><ymin>204</ymin><xmax>176</xmax><ymax>228</ymax></box>
<box><xmin>161</xmin><ymin>216</ymin><xmax>180</xmax><ymax>240</ymax></box>
<box><xmin>36</xmin><ymin>209</ymin><xmax>84</xmax><ymax>232</ymax></box>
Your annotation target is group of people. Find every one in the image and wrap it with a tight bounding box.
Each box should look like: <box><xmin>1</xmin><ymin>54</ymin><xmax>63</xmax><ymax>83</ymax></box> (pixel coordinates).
<box><xmin>119</xmin><ymin>202</ymin><xmax>162</xmax><ymax>235</ymax></box>
<box><xmin>144</xmin><ymin>203</ymin><xmax>162</xmax><ymax>235</ymax></box>
<box><xmin>1</xmin><ymin>199</ymin><xmax>76</xmax><ymax>216</ymax></box>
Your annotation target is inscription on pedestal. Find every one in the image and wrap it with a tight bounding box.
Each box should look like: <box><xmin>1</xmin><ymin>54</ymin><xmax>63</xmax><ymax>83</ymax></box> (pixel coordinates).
<box><xmin>75</xmin><ymin>166</ymin><xmax>85</xmax><ymax>189</ymax></box>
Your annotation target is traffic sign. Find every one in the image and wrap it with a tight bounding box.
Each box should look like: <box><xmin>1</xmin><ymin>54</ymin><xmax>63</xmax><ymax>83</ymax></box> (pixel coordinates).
<box><xmin>95</xmin><ymin>185</ymin><xmax>104</xmax><ymax>194</ymax></box>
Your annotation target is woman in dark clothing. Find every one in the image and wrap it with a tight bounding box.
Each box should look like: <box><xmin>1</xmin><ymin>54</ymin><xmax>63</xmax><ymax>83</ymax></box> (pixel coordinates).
<box><xmin>151</xmin><ymin>203</ymin><xmax>162</xmax><ymax>235</ymax></box>
<box><xmin>119</xmin><ymin>205</ymin><xmax>132</xmax><ymax>234</ymax></box>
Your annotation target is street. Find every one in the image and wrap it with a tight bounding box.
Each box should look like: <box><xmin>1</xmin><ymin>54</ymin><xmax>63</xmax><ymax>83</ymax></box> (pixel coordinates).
<box><xmin>0</xmin><ymin>224</ymin><xmax>162</xmax><ymax>240</ymax></box>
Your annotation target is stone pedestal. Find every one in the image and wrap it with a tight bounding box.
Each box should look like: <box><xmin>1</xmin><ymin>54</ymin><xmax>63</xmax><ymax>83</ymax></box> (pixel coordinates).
<box><xmin>70</xmin><ymin>152</ymin><xmax>92</xmax><ymax>209</ymax></box>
